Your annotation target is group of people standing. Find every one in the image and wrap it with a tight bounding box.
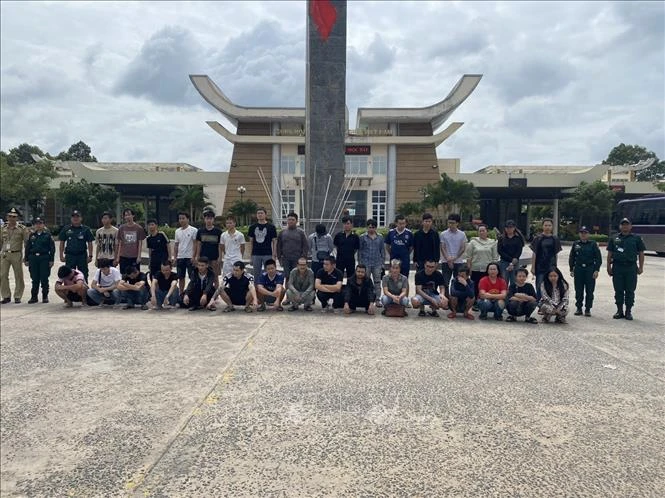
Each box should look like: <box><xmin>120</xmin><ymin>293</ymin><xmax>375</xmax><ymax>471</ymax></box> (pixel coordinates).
<box><xmin>0</xmin><ymin>206</ymin><xmax>646</xmax><ymax>321</ymax></box>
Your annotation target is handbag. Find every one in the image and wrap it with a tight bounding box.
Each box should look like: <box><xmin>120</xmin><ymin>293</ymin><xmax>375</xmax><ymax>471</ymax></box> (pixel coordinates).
<box><xmin>384</xmin><ymin>303</ymin><xmax>407</xmax><ymax>317</ymax></box>
<box><xmin>315</xmin><ymin>237</ymin><xmax>330</xmax><ymax>261</ymax></box>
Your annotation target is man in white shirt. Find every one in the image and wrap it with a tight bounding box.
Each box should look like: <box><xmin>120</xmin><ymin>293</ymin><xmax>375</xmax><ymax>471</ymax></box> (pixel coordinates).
<box><xmin>220</xmin><ymin>215</ymin><xmax>246</xmax><ymax>277</ymax></box>
<box><xmin>86</xmin><ymin>258</ymin><xmax>121</xmax><ymax>306</ymax></box>
<box><xmin>173</xmin><ymin>212</ymin><xmax>198</xmax><ymax>295</ymax></box>
<box><xmin>439</xmin><ymin>213</ymin><xmax>468</xmax><ymax>291</ymax></box>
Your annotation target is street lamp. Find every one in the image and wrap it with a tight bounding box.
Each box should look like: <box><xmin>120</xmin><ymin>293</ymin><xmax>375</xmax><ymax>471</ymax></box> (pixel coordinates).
<box><xmin>237</xmin><ymin>185</ymin><xmax>246</xmax><ymax>202</ymax></box>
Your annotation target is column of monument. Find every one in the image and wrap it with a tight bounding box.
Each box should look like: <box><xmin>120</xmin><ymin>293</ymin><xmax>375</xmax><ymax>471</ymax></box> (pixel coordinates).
<box><xmin>304</xmin><ymin>0</ymin><xmax>347</xmax><ymax>235</ymax></box>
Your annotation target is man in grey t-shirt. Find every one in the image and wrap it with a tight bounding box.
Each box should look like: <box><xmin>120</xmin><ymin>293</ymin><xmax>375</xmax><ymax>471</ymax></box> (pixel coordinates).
<box><xmin>380</xmin><ymin>259</ymin><xmax>410</xmax><ymax>307</ymax></box>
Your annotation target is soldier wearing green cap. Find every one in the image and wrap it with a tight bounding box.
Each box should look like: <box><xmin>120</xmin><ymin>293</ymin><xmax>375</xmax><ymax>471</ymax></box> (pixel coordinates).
<box><xmin>1</xmin><ymin>207</ymin><xmax>29</xmax><ymax>303</ymax></box>
<box><xmin>24</xmin><ymin>217</ymin><xmax>56</xmax><ymax>303</ymax></box>
<box><xmin>58</xmin><ymin>210</ymin><xmax>94</xmax><ymax>282</ymax></box>
<box><xmin>607</xmin><ymin>218</ymin><xmax>645</xmax><ymax>320</ymax></box>
<box><xmin>569</xmin><ymin>226</ymin><xmax>602</xmax><ymax>317</ymax></box>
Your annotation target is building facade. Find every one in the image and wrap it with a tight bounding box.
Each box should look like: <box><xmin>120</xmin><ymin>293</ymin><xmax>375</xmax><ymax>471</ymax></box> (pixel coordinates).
<box><xmin>190</xmin><ymin>73</ymin><xmax>482</xmax><ymax>227</ymax></box>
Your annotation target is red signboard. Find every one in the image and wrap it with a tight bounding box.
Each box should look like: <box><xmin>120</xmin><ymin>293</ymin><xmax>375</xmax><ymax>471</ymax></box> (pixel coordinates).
<box><xmin>345</xmin><ymin>145</ymin><xmax>371</xmax><ymax>155</ymax></box>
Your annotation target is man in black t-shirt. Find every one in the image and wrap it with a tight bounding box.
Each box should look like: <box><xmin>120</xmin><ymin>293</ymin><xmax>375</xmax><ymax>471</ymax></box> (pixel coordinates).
<box><xmin>315</xmin><ymin>256</ymin><xmax>344</xmax><ymax>311</ymax></box>
<box><xmin>209</xmin><ymin>260</ymin><xmax>257</xmax><ymax>312</ymax></box>
<box><xmin>118</xmin><ymin>265</ymin><xmax>150</xmax><ymax>309</ymax></box>
<box><xmin>146</xmin><ymin>219</ymin><xmax>171</xmax><ymax>279</ymax></box>
<box><xmin>194</xmin><ymin>210</ymin><xmax>223</xmax><ymax>278</ymax></box>
<box><xmin>248</xmin><ymin>207</ymin><xmax>278</xmax><ymax>279</ymax></box>
<box><xmin>412</xmin><ymin>259</ymin><xmax>448</xmax><ymax>317</ymax></box>
<box><xmin>333</xmin><ymin>216</ymin><xmax>360</xmax><ymax>279</ymax></box>
<box><xmin>150</xmin><ymin>260</ymin><xmax>179</xmax><ymax>309</ymax></box>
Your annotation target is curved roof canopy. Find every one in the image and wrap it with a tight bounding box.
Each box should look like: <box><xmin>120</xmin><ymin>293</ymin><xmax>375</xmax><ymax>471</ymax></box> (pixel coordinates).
<box><xmin>190</xmin><ymin>74</ymin><xmax>305</xmax><ymax>126</ymax></box>
<box><xmin>356</xmin><ymin>74</ymin><xmax>482</xmax><ymax>130</ymax></box>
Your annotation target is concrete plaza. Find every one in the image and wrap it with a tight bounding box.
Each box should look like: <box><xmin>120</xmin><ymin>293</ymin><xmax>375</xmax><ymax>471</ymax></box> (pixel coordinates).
<box><xmin>1</xmin><ymin>248</ymin><xmax>664</xmax><ymax>496</ymax></box>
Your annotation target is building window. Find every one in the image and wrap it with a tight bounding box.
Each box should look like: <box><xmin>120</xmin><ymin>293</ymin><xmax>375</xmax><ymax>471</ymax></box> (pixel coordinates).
<box><xmin>281</xmin><ymin>189</ymin><xmax>296</xmax><ymax>219</ymax></box>
<box><xmin>345</xmin><ymin>156</ymin><xmax>368</xmax><ymax>176</ymax></box>
<box><xmin>281</xmin><ymin>156</ymin><xmax>296</xmax><ymax>175</ymax></box>
<box><xmin>372</xmin><ymin>155</ymin><xmax>387</xmax><ymax>176</ymax></box>
<box><xmin>371</xmin><ymin>190</ymin><xmax>387</xmax><ymax>227</ymax></box>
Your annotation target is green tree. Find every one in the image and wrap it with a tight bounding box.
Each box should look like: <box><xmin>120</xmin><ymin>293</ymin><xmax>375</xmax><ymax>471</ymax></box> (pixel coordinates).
<box><xmin>56</xmin><ymin>179</ymin><xmax>118</xmax><ymax>225</ymax></box>
<box><xmin>423</xmin><ymin>173</ymin><xmax>479</xmax><ymax>219</ymax></box>
<box><xmin>5</xmin><ymin>143</ymin><xmax>49</xmax><ymax>165</ymax></box>
<box><xmin>228</xmin><ymin>199</ymin><xmax>258</xmax><ymax>227</ymax></box>
<box><xmin>561</xmin><ymin>180</ymin><xmax>615</xmax><ymax>227</ymax></box>
<box><xmin>56</xmin><ymin>141</ymin><xmax>97</xmax><ymax>162</ymax></box>
<box><xmin>0</xmin><ymin>153</ymin><xmax>57</xmax><ymax>216</ymax></box>
<box><xmin>170</xmin><ymin>186</ymin><xmax>212</xmax><ymax>223</ymax></box>
<box><xmin>603</xmin><ymin>143</ymin><xmax>665</xmax><ymax>182</ymax></box>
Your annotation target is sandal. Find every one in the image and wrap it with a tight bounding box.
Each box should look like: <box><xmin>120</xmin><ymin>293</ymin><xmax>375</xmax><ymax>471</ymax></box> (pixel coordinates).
<box><xmin>464</xmin><ymin>313</ymin><xmax>475</xmax><ymax>320</ymax></box>
<box><xmin>208</xmin><ymin>305</ymin><xmax>217</xmax><ymax>312</ymax></box>
<box><xmin>526</xmin><ymin>317</ymin><xmax>538</xmax><ymax>324</ymax></box>
<box><xmin>447</xmin><ymin>312</ymin><xmax>457</xmax><ymax>319</ymax></box>
<box><xmin>275</xmin><ymin>306</ymin><xmax>284</xmax><ymax>312</ymax></box>
<box><xmin>223</xmin><ymin>305</ymin><xmax>235</xmax><ymax>313</ymax></box>
<box><xmin>245</xmin><ymin>304</ymin><xmax>254</xmax><ymax>313</ymax></box>
<box><xmin>506</xmin><ymin>315</ymin><xmax>516</xmax><ymax>322</ymax></box>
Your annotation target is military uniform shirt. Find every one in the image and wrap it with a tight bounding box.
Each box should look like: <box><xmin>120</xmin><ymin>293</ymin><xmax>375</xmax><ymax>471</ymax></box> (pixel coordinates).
<box><xmin>25</xmin><ymin>230</ymin><xmax>55</xmax><ymax>261</ymax></box>
<box><xmin>569</xmin><ymin>239</ymin><xmax>602</xmax><ymax>272</ymax></box>
<box><xmin>607</xmin><ymin>233</ymin><xmax>646</xmax><ymax>264</ymax></box>
<box><xmin>59</xmin><ymin>225</ymin><xmax>94</xmax><ymax>254</ymax></box>
<box><xmin>1</xmin><ymin>223</ymin><xmax>28</xmax><ymax>252</ymax></box>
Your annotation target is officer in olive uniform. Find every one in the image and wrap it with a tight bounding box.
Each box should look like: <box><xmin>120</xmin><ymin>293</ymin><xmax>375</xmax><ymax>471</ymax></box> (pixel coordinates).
<box><xmin>607</xmin><ymin>218</ymin><xmax>645</xmax><ymax>321</ymax></box>
<box><xmin>568</xmin><ymin>226</ymin><xmax>602</xmax><ymax>317</ymax></box>
<box><xmin>58</xmin><ymin>210</ymin><xmax>94</xmax><ymax>282</ymax></box>
<box><xmin>0</xmin><ymin>207</ymin><xmax>29</xmax><ymax>303</ymax></box>
<box><xmin>24</xmin><ymin>217</ymin><xmax>56</xmax><ymax>303</ymax></box>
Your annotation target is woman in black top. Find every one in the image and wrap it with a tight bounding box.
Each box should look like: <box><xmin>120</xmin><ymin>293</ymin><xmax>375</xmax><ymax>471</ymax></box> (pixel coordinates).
<box><xmin>530</xmin><ymin>218</ymin><xmax>562</xmax><ymax>299</ymax></box>
<box><xmin>497</xmin><ymin>220</ymin><xmax>525</xmax><ymax>286</ymax></box>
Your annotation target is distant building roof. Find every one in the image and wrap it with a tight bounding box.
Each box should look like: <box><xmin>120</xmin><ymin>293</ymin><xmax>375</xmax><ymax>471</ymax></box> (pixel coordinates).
<box><xmin>474</xmin><ymin>165</ymin><xmax>596</xmax><ymax>175</ymax></box>
<box><xmin>55</xmin><ymin>161</ymin><xmax>201</xmax><ymax>172</ymax></box>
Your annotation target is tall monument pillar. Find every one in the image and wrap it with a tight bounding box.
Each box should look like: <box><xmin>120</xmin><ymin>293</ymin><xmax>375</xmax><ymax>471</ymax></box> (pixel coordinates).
<box><xmin>305</xmin><ymin>0</ymin><xmax>347</xmax><ymax>235</ymax></box>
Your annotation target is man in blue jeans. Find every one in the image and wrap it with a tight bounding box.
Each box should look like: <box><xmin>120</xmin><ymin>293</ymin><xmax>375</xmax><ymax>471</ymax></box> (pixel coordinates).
<box><xmin>118</xmin><ymin>265</ymin><xmax>149</xmax><ymax>309</ymax></box>
<box><xmin>150</xmin><ymin>260</ymin><xmax>180</xmax><ymax>309</ymax></box>
<box><xmin>86</xmin><ymin>258</ymin><xmax>121</xmax><ymax>306</ymax></box>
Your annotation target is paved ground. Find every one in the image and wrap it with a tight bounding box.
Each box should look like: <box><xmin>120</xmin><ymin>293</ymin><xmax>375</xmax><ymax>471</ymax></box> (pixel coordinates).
<box><xmin>1</xmin><ymin>248</ymin><xmax>664</xmax><ymax>496</ymax></box>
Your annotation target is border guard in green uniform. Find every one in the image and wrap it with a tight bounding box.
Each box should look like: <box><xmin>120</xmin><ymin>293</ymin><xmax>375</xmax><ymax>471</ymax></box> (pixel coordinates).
<box><xmin>0</xmin><ymin>207</ymin><xmax>29</xmax><ymax>303</ymax></box>
<box><xmin>58</xmin><ymin>210</ymin><xmax>94</xmax><ymax>282</ymax></box>
<box><xmin>607</xmin><ymin>218</ymin><xmax>646</xmax><ymax>321</ymax></box>
<box><xmin>569</xmin><ymin>226</ymin><xmax>602</xmax><ymax>317</ymax></box>
<box><xmin>24</xmin><ymin>217</ymin><xmax>56</xmax><ymax>303</ymax></box>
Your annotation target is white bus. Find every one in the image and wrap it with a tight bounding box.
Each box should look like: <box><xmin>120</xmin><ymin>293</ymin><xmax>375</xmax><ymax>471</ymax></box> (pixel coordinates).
<box><xmin>617</xmin><ymin>195</ymin><xmax>665</xmax><ymax>255</ymax></box>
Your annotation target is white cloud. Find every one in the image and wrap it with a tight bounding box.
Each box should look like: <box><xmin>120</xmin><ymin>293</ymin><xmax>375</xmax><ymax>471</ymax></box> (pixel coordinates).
<box><xmin>1</xmin><ymin>1</ymin><xmax>663</xmax><ymax>173</ymax></box>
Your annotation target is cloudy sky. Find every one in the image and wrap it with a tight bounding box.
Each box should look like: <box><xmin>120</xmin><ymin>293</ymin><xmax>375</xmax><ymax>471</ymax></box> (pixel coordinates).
<box><xmin>1</xmin><ymin>1</ymin><xmax>663</xmax><ymax>172</ymax></box>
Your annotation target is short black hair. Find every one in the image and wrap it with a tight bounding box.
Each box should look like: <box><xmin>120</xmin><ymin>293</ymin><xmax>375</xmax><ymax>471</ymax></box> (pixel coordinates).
<box><xmin>341</xmin><ymin>216</ymin><xmax>352</xmax><ymax>224</ymax></box>
<box><xmin>287</xmin><ymin>212</ymin><xmax>298</xmax><ymax>220</ymax></box>
<box><xmin>264</xmin><ymin>259</ymin><xmax>276</xmax><ymax>268</ymax></box>
<box><xmin>97</xmin><ymin>258</ymin><xmax>111</xmax><ymax>269</ymax></box>
<box><xmin>456</xmin><ymin>266</ymin><xmax>469</xmax><ymax>276</ymax></box>
<box><xmin>146</xmin><ymin>218</ymin><xmax>157</xmax><ymax>225</ymax></box>
<box><xmin>233</xmin><ymin>261</ymin><xmax>245</xmax><ymax>270</ymax></box>
<box><xmin>256</xmin><ymin>207</ymin><xmax>267</xmax><ymax>214</ymax></box>
<box><xmin>178</xmin><ymin>212</ymin><xmax>189</xmax><ymax>219</ymax></box>
<box><xmin>57</xmin><ymin>265</ymin><xmax>73</xmax><ymax>279</ymax></box>
<box><xmin>516</xmin><ymin>267</ymin><xmax>529</xmax><ymax>277</ymax></box>
<box><xmin>356</xmin><ymin>263</ymin><xmax>367</xmax><ymax>270</ymax></box>
<box><xmin>315</xmin><ymin>223</ymin><xmax>327</xmax><ymax>236</ymax></box>
<box><xmin>422</xmin><ymin>213</ymin><xmax>433</xmax><ymax>221</ymax></box>
<box><xmin>366</xmin><ymin>218</ymin><xmax>377</xmax><ymax>227</ymax></box>
<box><xmin>122</xmin><ymin>208</ymin><xmax>135</xmax><ymax>216</ymax></box>
<box><xmin>160</xmin><ymin>260</ymin><xmax>172</xmax><ymax>268</ymax></box>
<box><xmin>323</xmin><ymin>255</ymin><xmax>336</xmax><ymax>265</ymax></box>
<box><xmin>101</xmin><ymin>211</ymin><xmax>113</xmax><ymax>219</ymax></box>
<box><xmin>447</xmin><ymin>213</ymin><xmax>461</xmax><ymax>223</ymax></box>
<box><xmin>395</xmin><ymin>214</ymin><xmax>406</xmax><ymax>222</ymax></box>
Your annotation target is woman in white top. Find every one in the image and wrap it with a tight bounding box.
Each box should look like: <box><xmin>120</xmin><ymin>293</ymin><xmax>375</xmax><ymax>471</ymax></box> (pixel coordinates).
<box><xmin>465</xmin><ymin>224</ymin><xmax>498</xmax><ymax>300</ymax></box>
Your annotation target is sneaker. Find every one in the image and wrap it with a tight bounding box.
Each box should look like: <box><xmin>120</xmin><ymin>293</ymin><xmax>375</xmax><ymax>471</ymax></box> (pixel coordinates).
<box><xmin>428</xmin><ymin>310</ymin><xmax>439</xmax><ymax>317</ymax></box>
<box><xmin>555</xmin><ymin>316</ymin><xmax>567</xmax><ymax>324</ymax></box>
<box><xmin>479</xmin><ymin>312</ymin><xmax>488</xmax><ymax>320</ymax></box>
<box><xmin>525</xmin><ymin>317</ymin><xmax>538</xmax><ymax>324</ymax></box>
<box><xmin>0</xmin><ymin>298</ymin><xmax>10</xmax><ymax>304</ymax></box>
<box><xmin>288</xmin><ymin>305</ymin><xmax>298</xmax><ymax>312</ymax></box>
<box><xmin>282</xmin><ymin>300</ymin><xmax>291</xmax><ymax>306</ymax></box>
<box><xmin>275</xmin><ymin>306</ymin><xmax>284</xmax><ymax>312</ymax></box>
<box><xmin>506</xmin><ymin>315</ymin><xmax>516</xmax><ymax>322</ymax></box>
<box><xmin>542</xmin><ymin>315</ymin><xmax>551</xmax><ymax>323</ymax></box>
<box><xmin>418</xmin><ymin>309</ymin><xmax>426</xmax><ymax>317</ymax></box>
<box><xmin>188</xmin><ymin>306</ymin><xmax>200</xmax><ymax>312</ymax></box>
<box><xmin>28</xmin><ymin>297</ymin><xmax>39</xmax><ymax>304</ymax></box>
<box><xmin>304</xmin><ymin>305</ymin><xmax>313</xmax><ymax>312</ymax></box>
<box><xmin>494</xmin><ymin>314</ymin><xmax>503</xmax><ymax>321</ymax></box>
<box><xmin>257</xmin><ymin>303</ymin><xmax>266</xmax><ymax>312</ymax></box>
<box><xmin>574</xmin><ymin>308</ymin><xmax>583</xmax><ymax>316</ymax></box>
<box><xmin>140</xmin><ymin>304</ymin><xmax>149</xmax><ymax>310</ymax></box>
<box><xmin>14</xmin><ymin>298</ymin><xmax>21</xmax><ymax>304</ymax></box>
<box><xmin>472</xmin><ymin>304</ymin><xmax>479</xmax><ymax>312</ymax></box>
<box><xmin>122</xmin><ymin>304</ymin><xmax>135</xmax><ymax>310</ymax></box>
